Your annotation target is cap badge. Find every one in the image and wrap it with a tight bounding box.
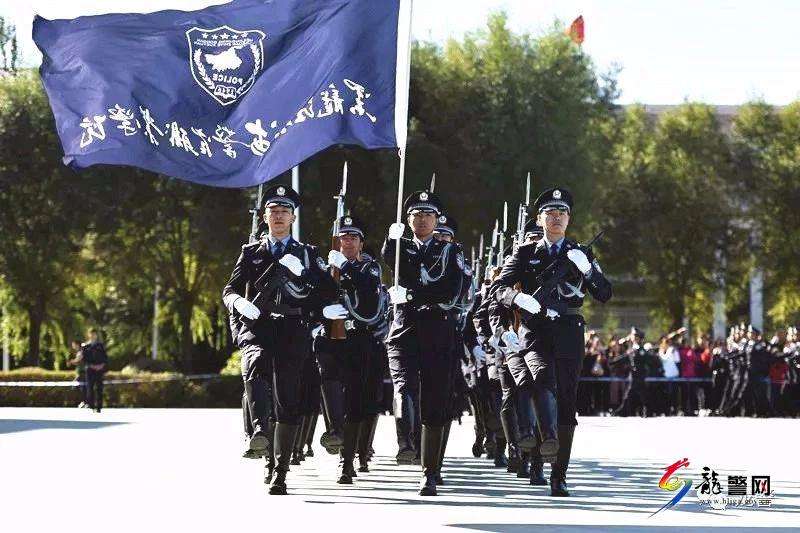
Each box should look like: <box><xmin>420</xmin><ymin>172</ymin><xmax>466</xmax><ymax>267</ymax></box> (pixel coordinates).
<box><xmin>553</xmin><ymin>189</ymin><xmax>562</xmax><ymax>200</ymax></box>
<box><xmin>438</xmin><ymin>215</ymin><xmax>446</xmax><ymax>223</ymax></box>
<box><xmin>344</xmin><ymin>217</ymin><xmax>352</xmax><ymax>225</ymax></box>
<box><xmin>419</xmin><ymin>192</ymin><xmax>429</xmax><ymax>201</ymax></box>
<box><xmin>276</xmin><ymin>186</ymin><xmax>286</xmax><ymax>196</ymax></box>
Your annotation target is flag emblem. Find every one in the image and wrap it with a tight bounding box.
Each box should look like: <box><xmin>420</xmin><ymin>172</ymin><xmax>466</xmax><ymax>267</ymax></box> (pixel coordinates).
<box><xmin>186</xmin><ymin>25</ymin><xmax>266</xmax><ymax>106</ymax></box>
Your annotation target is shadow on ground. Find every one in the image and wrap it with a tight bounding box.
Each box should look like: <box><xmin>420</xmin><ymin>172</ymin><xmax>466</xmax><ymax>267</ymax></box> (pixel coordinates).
<box><xmin>289</xmin><ymin>456</ymin><xmax>799</xmax><ymax>517</ymax></box>
<box><xmin>450</xmin><ymin>526</ymin><xmax>799</xmax><ymax>533</ymax></box>
<box><xmin>0</xmin><ymin>419</ymin><xmax>127</xmax><ymax>434</ymax></box>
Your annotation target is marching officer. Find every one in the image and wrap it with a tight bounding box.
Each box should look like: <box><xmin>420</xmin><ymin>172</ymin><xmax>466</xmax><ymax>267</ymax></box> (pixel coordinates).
<box><xmin>493</xmin><ymin>187</ymin><xmax>612</xmax><ymax>496</ymax></box>
<box><xmin>382</xmin><ymin>190</ymin><xmax>463</xmax><ymax>496</ymax></box>
<box><xmin>432</xmin><ymin>213</ymin><xmax>474</xmax><ymax>485</ymax></box>
<box><xmin>223</xmin><ymin>184</ymin><xmax>337</xmax><ymax>495</ymax></box>
<box><xmin>314</xmin><ymin>214</ymin><xmax>386</xmax><ymax>484</ymax></box>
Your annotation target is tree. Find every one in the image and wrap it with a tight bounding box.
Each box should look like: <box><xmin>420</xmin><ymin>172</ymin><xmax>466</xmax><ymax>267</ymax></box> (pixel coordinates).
<box><xmin>732</xmin><ymin>102</ymin><xmax>800</xmax><ymax>325</ymax></box>
<box><xmin>0</xmin><ymin>17</ymin><xmax>18</xmax><ymax>73</ymax></box>
<box><xmin>597</xmin><ymin>104</ymin><xmax>737</xmax><ymax>331</ymax></box>
<box><xmin>0</xmin><ymin>72</ymin><xmax>96</xmax><ymax>365</ymax></box>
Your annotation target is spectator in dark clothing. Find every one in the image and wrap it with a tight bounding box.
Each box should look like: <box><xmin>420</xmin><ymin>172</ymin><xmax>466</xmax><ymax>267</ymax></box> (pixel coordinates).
<box><xmin>678</xmin><ymin>336</ymin><xmax>699</xmax><ymax>416</ymax></box>
<box><xmin>68</xmin><ymin>340</ymin><xmax>88</xmax><ymax>408</ymax></box>
<box><xmin>82</xmin><ymin>329</ymin><xmax>108</xmax><ymax>413</ymax></box>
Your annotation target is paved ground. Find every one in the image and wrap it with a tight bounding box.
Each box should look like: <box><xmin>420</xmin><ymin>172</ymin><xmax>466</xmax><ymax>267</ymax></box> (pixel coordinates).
<box><xmin>1</xmin><ymin>408</ymin><xmax>798</xmax><ymax>532</ymax></box>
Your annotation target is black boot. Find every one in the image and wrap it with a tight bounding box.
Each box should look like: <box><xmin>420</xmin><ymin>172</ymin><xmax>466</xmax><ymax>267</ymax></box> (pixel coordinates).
<box><xmin>304</xmin><ymin>412</ymin><xmax>318</xmax><ymax>458</ymax></box>
<box><xmin>530</xmin><ymin>455</ymin><xmax>547</xmax><ymax>485</ymax></box>
<box><xmin>337</xmin><ymin>422</ymin><xmax>360</xmax><ymax>484</ymax></box>
<box><xmin>269</xmin><ymin>423</ymin><xmax>299</xmax><ymax>495</ymax></box>
<box><xmin>507</xmin><ymin>443</ymin><xmax>520</xmax><ymax>473</ymax></box>
<box><xmin>517</xmin><ymin>392</ymin><xmax>539</xmax><ymax>451</ymax></box>
<box><xmin>493</xmin><ymin>435</ymin><xmax>508</xmax><ymax>468</ymax></box>
<box><xmin>291</xmin><ymin>416</ymin><xmax>307</xmax><ymax>465</ymax></box>
<box><xmin>244</xmin><ymin>377</ymin><xmax>272</xmax><ymax>455</ymax></box>
<box><xmin>550</xmin><ymin>425</ymin><xmax>575</xmax><ymax>497</ymax></box>
<box><xmin>357</xmin><ymin>417</ymin><xmax>373</xmax><ymax>472</ymax></box>
<box><xmin>484</xmin><ymin>431</ymin><xmax>496</xmax><ymax>459</ymax></box>
<box><xmin>419</xmin><ymin>425</ymin><xmax>444</xmax><ymax>496</ymax></box>
<box><xmin>262</xmin><ymin>418</ymin><xmax>276</xmax><ymax>482</ymax></box>
<box><xmin>516</xmin><ymin>451</ymin><xmax>531</xmax><ymax>478</ymax></box>
<box><xmin>320</xmin><ymin>381</ymin><xmax>346</xmax><ymax>454</ymax></box>
<box><xmin>436</xmin><ymin>421</ymin><xmax>452</xmax><ymax>485</ymax></box>
<box><xmin>367</xmin><ymin>413</ymin><xmax>379</xmax><ymax>459</ymax></box>
<box><xmin>394</xmin><ymin>392</ymin><xmax>417</xmax><ymax>465</ymax></box>
<box><xmin>531</xmin><ymin>388</ymin><xmax>559</xmax><ymax>462</ymax></box>
<box><xmin>470</xmin><ymin>393</ymin><xmax>486</xmax><ymax>457</ymax></box>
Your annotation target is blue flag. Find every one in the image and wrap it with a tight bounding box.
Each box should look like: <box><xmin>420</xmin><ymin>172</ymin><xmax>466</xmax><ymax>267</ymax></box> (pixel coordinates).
<box><xmin>33</xmin><ymin>0</ymin><xmax>412</xmax><ymax>188</ymax></box>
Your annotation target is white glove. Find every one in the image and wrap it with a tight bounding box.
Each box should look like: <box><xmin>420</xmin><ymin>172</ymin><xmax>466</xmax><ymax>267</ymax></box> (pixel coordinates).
<box><xmin>388</xmin><ymin>222</ymin><xmax>405</xmax><ymax>240</ymax></box>
<box><xmin>501</xmin><ymin>330</ymin><xmax>522</xmax><ymax>351</ymax></box>
<box><xmin>513</xmin><ymin>292</ymin><xmax>541</xmax><ymax>315</ymax></box>
<box><xmin>327</xmin><ymin>250</ymin><xmax>347</xmax><ymax>269</ymax></box>
<box><xmin>489</xmin><ymin>328</ymin><xmax>500</xmax><ymax>351</ymax></box>
<box><xmin>388</xmin><ymin>285</ymin><xmax>409</xmax><ymax>304</ymax></box>
<box><xmin>233</xmin><ymin>297</ymin><xmax>260</xmax><ymax>321</ymax></box>
<box><xmin>472</xmin><ymin>345</ymin><xmax>486</xmax><ymax>364</ymax></box>
<box><xmin>279</xmin><ymin>254</ymin><xmax>304</xmax><ymax>276</ymax></box>
<box><xmin>567</xmin><ymin>248</ymin><xmax>592</xmax><ymax>274</ymax></box>
<box><xmin>477</xmin><ymin>335</ymin><xmax>486</xmax><ymax>348</ymax></box>
<box><xmin>311</xmin><ymin>324</ymin><xmax>324</xmax><ymax>338</ymax></box>
<box><xmin>322</xmin><ymin>303</ymin><xmax>349</xmax><ymax>320</ymax></box>
<box><xmin>546</xmin><ymin>308</ymin><xmax>560</xmax><ymax>320</ymax></box>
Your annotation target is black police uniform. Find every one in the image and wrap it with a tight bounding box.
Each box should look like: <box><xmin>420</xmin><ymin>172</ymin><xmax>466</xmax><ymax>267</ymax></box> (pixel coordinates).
<box><xmin>432</xmin><ymin>214</ymin><xmax>475</xmax><ymax>484</ymax></box>
<box><xmin>493</xmin><ymin>187</ymin><xmax>612</xmax><ymax>496</ymax></box>
<box><xmin>223</xmin><ymin>185</ymin><xmax>337</xmax><ymax>495</ymax></box>
<box><xmin>471</xmin><ymin>283</ymin><xmax>505</xmax><ymax>459</ymax></box>
<box><xmin>382</xmin><ymin>190</ymin><xmax>463</xmax><ymax>496</ymax></box>
<box><xmin>313</xmin><ymin>216</ymin><xmax>386</xmax><ymax>484</ymax></box>
<box><xmin>356</xmin><ymin>284</ymin><xmax>391</xmax><ymax>472</ymax></box>
<box><xmin>82</xmin><ymin>340</ymin><xmax>108</xmax><ymax>412</ymax></box>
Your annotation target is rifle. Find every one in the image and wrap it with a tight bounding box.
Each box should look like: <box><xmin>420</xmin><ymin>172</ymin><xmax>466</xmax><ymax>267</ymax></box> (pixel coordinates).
<box><xmin>512</xmin><ymin>173</ymin><xmax>531</xmax><ymax>332</ymax></box>
<box><xmin>248</xmin><ymin>263</ymin><xmax>297</xmax><ymax>320</ymax></box>
<box><xmin>248</xmin><ymin>184</ymin><xmax>265</xmax><ymax>244</ymax></box>
<box><xmin>329</xmin><ymin>162</ymin><xmax>348</xmax><ymax>339</ymax></box>
<box><xmin>530</xmin><ymin>230</ymin><xmax>604</xmax><ymax>316</ymax></box>
<box><xmin>486</xmin><ymin>220</ymin><xmax>498</xmax><ymax>277</ymax></box>
<box><xmin>514</xmin><ymin>172</ymin><xmax>531</xmax><ymax>251</ymax></box>
<box><xmin>475</xmin><ymin>233</ymin><xmax>484</xmax><ymax>291</ymax></box>
<box><xmin>498</xmin><ymin>202</ymin><xmax>508</xmax><ymax>265</ymax></box>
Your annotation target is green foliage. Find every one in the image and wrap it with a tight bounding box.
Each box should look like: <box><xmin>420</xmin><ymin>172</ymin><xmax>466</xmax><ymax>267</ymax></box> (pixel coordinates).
<box><xmin>0</xmin><ymin>368</ymin><xmax>241</xmax><ymax>407</ymax></box>
<box><xmin>221</xmin><ymin>350</ymin><xmax>241</xmax><ymax>376</ymax></box>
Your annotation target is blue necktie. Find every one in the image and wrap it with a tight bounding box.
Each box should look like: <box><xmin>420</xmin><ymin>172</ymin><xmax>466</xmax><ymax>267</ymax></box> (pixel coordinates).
<box><xmin>273</xmin><ymin>241</ymin><xmax>284</xmax><ymax>258</ymax></box>
<box><xmin>550</xmin><ymin>243</ymin><xmax>559</xmax><ymax>257</ymax></box>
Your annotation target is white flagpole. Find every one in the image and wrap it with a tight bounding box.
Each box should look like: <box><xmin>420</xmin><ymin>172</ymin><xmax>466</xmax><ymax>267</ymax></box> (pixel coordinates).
<box><xmin>292</xmin><ymin>165</ymin><xmax>300</xmax><ymax>239</ymax></box>
<box><xmin>392</xmin><ymin>0</ymin><xmax>413</xmax><ymax>292</ymax></box>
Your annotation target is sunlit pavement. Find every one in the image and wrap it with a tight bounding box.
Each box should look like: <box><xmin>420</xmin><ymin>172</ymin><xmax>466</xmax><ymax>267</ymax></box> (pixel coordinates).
<box><xmin>2</xmin><ymin>408</ymin><xmax>798</xmax><ymax>532</ymax></box>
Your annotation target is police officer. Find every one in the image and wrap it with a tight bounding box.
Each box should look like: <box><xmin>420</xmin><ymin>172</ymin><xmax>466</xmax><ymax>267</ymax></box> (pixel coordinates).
<box><xmin>223</xmin><ymin>184</ymin><xmax>337</xmax><ymax>495</ymax></box>
<box><xmin>464</xmin><ymin>276</ymin><xmax>491</xmax><ymax>458</ymax></box>
<box><xmin>487</xmin><ymin>221</ymin><xmax>544</xmax><ymax>483</ymax></box>
<box><xmin>382</xmin><ymin>190</ymin><xmax>463</xmax><ymax>496</ymax></box>
<box><xmin>314</xmin><ymin>215</ymin><xmax>385</xmax><ymax>484</ymax></box>
<box><xmin>472</xmin><ymin>266</ymin><xmax>507</xmax><ymax>465</ymax></box>
<box><xmin>432</xmin><ymin>213</ymin><xmax>474</xmax><ymax>484</ymax></box>
<box><xmin>82</xmin><ymin>329</ymin><xmax>108</xmax><ymax>413</ymax></box>
<box><xmin>493</xmin><ymin>187</ymin><xmax>612</xmax><ymax>497</ymax></box>
<box><xmin>612</xmin><ymin>328</ymin><xmax>650</xmax><ymax>417</ymax></box>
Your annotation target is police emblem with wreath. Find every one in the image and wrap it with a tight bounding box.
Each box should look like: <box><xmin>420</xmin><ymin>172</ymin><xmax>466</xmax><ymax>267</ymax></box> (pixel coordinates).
<box><xmin>186</xmin><ymin>25</ymin><xmax>266</xmax><ymax>106</ymax></box>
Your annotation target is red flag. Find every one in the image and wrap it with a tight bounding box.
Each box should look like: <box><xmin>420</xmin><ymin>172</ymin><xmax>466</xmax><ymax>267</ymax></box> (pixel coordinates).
<box><xmin>567</xmin><ymin>15</ymin><xmax>584</xmax><ymax>45</ymax></box>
